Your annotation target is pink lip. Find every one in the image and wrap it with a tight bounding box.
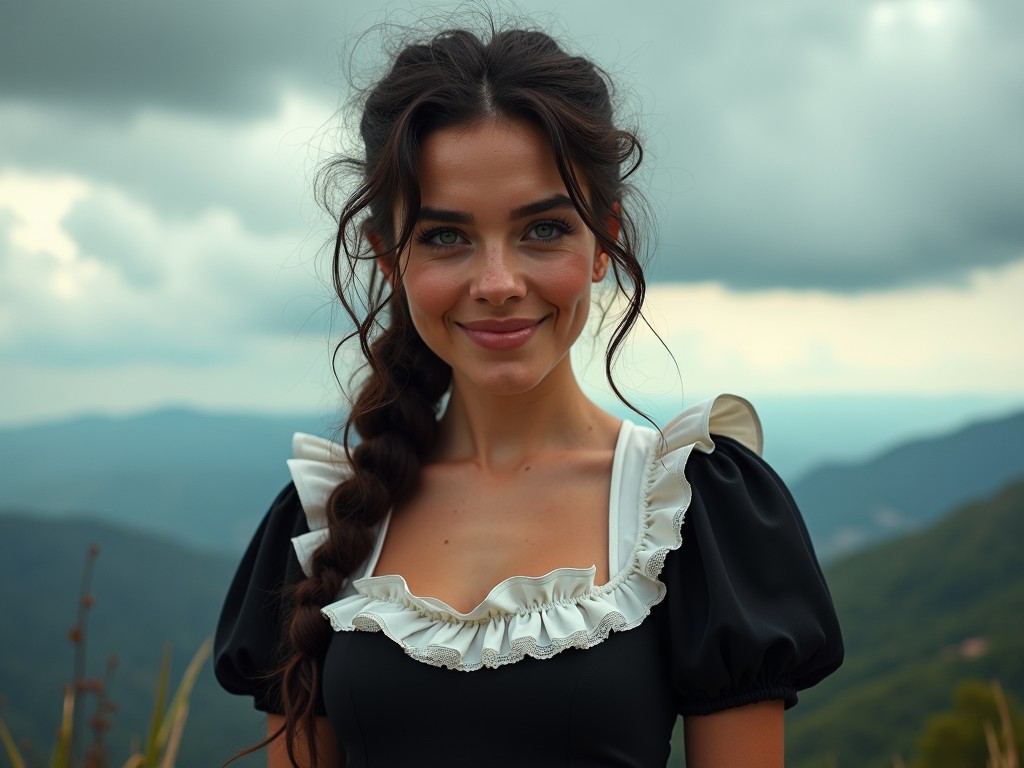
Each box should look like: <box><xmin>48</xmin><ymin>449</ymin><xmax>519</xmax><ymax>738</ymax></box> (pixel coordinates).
<box><xmin>458</xmin><ymin>317</ymin><xmax>545</xmax><ymax>350</ymax></box>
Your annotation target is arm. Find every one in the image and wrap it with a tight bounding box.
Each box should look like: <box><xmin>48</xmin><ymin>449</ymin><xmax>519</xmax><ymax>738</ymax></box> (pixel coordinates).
<box><xmin>683</xmin><ymin>700</ymin><xmax>784</xmax><ymax>768</ymax></box>
<box><xmin>266</xmin><ymin>715</ymin><xmax>342</xmax><ymax>768</ymax></box>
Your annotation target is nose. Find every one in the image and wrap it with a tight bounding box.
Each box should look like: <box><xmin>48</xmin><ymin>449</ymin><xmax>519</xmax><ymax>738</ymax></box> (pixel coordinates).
<box><xmin>468</xmin><ymin>243</ymin><xmax>526</xmax><ymax>305</ymax></box>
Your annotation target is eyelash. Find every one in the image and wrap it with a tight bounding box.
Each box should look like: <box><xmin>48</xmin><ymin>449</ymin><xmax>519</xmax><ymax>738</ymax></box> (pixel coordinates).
<box><xmin>527</xmin><ymin>218</ymin><xmax>575</xmax><ymax>241</ymax></box>
<box><xmin>415</xmin><ymin>218</ymin><xmax>576</xmax><ymax>249</ymax></box>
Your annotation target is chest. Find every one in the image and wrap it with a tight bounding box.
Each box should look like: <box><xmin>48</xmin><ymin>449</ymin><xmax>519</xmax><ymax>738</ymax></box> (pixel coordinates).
<box><xmin>371</xmin><ymin>456</ymin><xmax>614</xmax><ymax>613</ymax></box>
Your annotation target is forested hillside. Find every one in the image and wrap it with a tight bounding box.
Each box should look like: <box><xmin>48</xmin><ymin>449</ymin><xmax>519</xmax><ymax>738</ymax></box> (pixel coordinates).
<box><xmin>0</xmin><ymin>514</ymin><xmax>263</xmax><ymax>766</ymax></box>
<box><xmin>786</xmin><ymin>479</ymin><xmax>1024</xmax><ymax>766</ymax></box>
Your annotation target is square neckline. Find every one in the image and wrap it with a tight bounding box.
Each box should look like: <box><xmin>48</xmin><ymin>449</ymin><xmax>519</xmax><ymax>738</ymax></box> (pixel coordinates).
<box><xmin>360</xmin><ymin>418</ymin><xmax>635</xmax><ymax>584</ymax></box>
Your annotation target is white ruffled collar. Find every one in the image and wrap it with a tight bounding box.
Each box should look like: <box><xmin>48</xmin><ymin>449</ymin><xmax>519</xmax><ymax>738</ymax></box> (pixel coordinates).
<box><xmin>288</xmin><ymin>394</ymin><xmax>761</xmax><ymax>672</ymax></box>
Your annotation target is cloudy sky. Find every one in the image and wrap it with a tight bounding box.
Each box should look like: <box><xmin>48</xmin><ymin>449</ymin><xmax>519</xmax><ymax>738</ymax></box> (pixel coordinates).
<box><xmin>1</xmin><ymin>0</ymin><xmax>1022</xmax><ymax>468</ymax></box>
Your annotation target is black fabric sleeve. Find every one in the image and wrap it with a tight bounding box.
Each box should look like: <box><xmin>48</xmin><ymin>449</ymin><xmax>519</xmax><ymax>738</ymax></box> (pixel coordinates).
<box><xmin>214</xmin><ymin>483</ymin><xmax>326</xmax><ymax>715</ymax></box>
<box><xmin>663</xmin><ymin>436</ymin><xmax>844</xmax><ymax>716</ymax></box>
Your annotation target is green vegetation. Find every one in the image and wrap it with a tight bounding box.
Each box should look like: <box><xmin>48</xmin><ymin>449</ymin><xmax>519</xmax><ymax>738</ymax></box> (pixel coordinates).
<box><xmin>0</xmin><ymin>545</ymin><xmax>212</xmax><ymax>768</ymax></box>
<box><xmin>0</xmin><ymin>516</ymin><xmax>263</xmax><ymax>767</ymax></box>
<box><xmin>787</xmin><ymin>479</ymin><xmax>1024</xmax><ymax>766</ymax></box>
<box><xmin>911</xmin><ymin>680</ymin><xmax>1022</xmax><ymax>768</ymax></box>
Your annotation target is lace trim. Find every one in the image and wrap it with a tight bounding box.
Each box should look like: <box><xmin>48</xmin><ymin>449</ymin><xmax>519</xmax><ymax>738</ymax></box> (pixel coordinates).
<box><xmin>301</xmin><ymin>394</ymin><xmax>760</xmax><ymax>672</ymax></box>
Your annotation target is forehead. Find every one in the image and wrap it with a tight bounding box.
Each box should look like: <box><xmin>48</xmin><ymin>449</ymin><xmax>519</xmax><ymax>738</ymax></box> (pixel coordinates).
<box><xmin>416</xmin><ymin>118</ymin><xmax>575</xmax><ymax>211</ymax></box>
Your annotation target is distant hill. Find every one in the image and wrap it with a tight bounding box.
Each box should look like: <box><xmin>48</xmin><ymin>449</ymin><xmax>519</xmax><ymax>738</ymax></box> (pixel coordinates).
<box><xmin>786</xmin><ymin>478</ymin><xmax>1024</xmax><ymax>767</ymax></box>
<box><xmin>0</xmin><ymin>513</ymin><xmax>265</xmax><ymax>766</ymax></box>
<box><xmin>2</xmin><ymin>406</ymin><xmax>1023</xmax><ymax>562</ymax></box>
<box><xmin>790</xmin><ymin>410</ymin><xmax>1024</xmax><ymax>559</ymax></box>
<box><xmin>0</xmin><ymin>409</ymin><xmax>329</xmax><ymax>553</ymax></box>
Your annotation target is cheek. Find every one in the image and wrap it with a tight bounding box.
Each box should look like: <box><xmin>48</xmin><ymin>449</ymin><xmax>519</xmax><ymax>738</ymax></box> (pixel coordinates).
<box><xmin>535</xmin><ymin>259</ymin><xmax>594</xmax><ymax>313</ymax></box>
<box><xmin>403</xmin><ymin>266</ymin><xmax>459</xmax><ymax>328</ymax></box>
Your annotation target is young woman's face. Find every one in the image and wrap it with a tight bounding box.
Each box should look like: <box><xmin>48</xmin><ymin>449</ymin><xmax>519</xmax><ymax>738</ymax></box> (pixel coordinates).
<box><xmin>386</xmin><ymin>117</ymin><xmax>609</xmax><ymax>398</ymax></box>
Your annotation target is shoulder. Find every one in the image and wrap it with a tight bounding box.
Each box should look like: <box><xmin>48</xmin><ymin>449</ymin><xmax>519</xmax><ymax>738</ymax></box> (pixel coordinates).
<box><xmin>619</xmin><ymin>394</ymin><xmax>765</xmax><ymax>526</ymax></box>
<box><xmin>660</xmin><ymin>393</ymin><xmax>763</xmax><ymax>459</ymax></box>
<box><xmin>286</xmin><ymin>432</ymin><xmax>353</xmax><ymax>577</ymax></box>
<box><xmin>646</xmin><ymin>397</ymin><xmax>844</xmax><ymax>714</ymax></box>
<box><xmin>637</xmin><ymin>394</ymin><xmax>813</xmax><ymax>582</ymax></box>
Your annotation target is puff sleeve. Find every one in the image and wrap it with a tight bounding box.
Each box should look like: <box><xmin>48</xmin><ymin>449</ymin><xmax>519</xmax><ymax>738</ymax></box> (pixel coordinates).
<box><xmin>663</xmin><ymin>435</ymin><xmax>844</xmax><ymax>716</ymax></box>
<box><xmin>214</xmin><ymin>483</ymin><xmax>325</xmax><ymax>715</ymax></box>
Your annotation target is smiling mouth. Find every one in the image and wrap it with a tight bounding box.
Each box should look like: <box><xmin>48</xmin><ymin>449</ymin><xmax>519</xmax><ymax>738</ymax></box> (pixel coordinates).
<box><xmin>458</xmin><ymin>317</ymin><xmax>545</xmax><ymax>350</ymax></box>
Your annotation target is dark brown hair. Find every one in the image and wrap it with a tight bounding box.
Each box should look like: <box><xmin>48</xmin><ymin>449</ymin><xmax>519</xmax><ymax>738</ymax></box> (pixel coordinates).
<box><xmin>278</xmin><ymin>23</ymin><xmax>649</xmax><ymax>765</ymax></box>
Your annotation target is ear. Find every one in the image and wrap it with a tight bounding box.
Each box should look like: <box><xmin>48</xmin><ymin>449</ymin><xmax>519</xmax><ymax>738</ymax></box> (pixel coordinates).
<box><xmin>606</xmin><ymin>202</ymin><xmax>621</xmax><ymax>242</ymax></box>
<box><xmin>592</xmin><ymin>250</ymin><xmax>609</xmax><ymax>283</ymax></box>
<box><xmin>593</xmin><ymin>202</ymin><xmax>620</xmax><ymax>283</ymax></box>
<box><xmin>367</xmin><ymin>230</ymin><xmax>397</xmax><ymax>286</ymax></box>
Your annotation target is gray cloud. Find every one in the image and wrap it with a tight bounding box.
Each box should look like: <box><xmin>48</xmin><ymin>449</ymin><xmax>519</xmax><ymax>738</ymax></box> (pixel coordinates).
<box><xmin>0</xmin><ymin>98</ymin><xmax>318</xmax><ymax>236</ymax></box>
<box><xmin>2</xmin><ymin>0</ymin><xmax>1023</xmax><ymax>291</ymax></box>
<box><xmin>0</xmin><ymin>178</ymin><xmax>336</xmax><ymax>367</ymax></box>
<box><xmin>0</xmin><ymin>0</ymin><xmax>357</xmax><ymax>116</ymax></box>
<box><xmin>632</xmin><ymin>0</ymin><xmax>1024</xmax><ymax>289</ymax></box>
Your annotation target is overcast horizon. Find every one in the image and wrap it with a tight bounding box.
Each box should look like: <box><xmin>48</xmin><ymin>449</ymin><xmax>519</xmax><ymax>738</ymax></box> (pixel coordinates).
<box><xmin>2</xmin><ymin>0</ymin><xmax>1022</xmax><ymax>461</ymax></box>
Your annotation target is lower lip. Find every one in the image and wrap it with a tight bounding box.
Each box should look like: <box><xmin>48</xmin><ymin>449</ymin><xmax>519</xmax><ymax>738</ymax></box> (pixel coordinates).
<box><xmin>460</xmin><ymin>322</ymin><xmax>542</xmax><ymax>351</ymax></box>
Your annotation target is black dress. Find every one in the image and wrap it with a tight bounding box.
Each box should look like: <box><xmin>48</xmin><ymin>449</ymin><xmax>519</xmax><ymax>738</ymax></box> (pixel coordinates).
<box><xmin>215</xmin><ymin>395</ymin><xmax>843</xmax><ymax>766</ymax></box>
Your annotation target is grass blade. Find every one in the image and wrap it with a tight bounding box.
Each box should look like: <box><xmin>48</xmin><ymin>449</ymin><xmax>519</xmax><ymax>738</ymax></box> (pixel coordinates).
<box><xmin>155</xmin><ymin>638</ymin><xmax>211</xmax><ymax>749</ymax></box>
<box><xmin>50</xmin><ymin>686</ymin><xmax>75</xmax><ymax>768</ymax></box>
<box><xmin>142</xmin><ymin>645</ymin><xmax>172</xmax><ymax>765</ymax></box>
<box><xmin>0</xmin><ymin>717</ymin><xmax>27</xmax><ymax>768</ymax></box>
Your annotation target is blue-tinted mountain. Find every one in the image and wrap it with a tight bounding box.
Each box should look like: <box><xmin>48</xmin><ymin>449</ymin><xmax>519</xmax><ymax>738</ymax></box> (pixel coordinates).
<box><xmin>3</xmin><ymin>405</ymin><xmax>1023</xmax><ymax>562</ymax></box>
<box><xmin>789</xmin><ymin>409</ymin><xmax>1024</xmax><ymax>559</ymax></box>
<box><xmin>0</xmin><ymin>408</ymin><xmax>330</xmax><ymax>553</ymax></box>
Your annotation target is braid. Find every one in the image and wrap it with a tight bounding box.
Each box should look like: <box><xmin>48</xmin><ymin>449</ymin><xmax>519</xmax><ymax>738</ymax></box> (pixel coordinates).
<box><xmin>279</xmin><ymin>294</ymin><xmax>450</xmax><ymax>766</ymax></box>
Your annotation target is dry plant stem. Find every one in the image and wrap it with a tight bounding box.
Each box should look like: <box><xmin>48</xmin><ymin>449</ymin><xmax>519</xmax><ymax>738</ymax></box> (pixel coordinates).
<box><xmin>988</xmin><ymin>680</ymin><xmax>1020</xmax><ymax>768</ymax></box>
<box><xmin>85</xmin><ymin>655</ymin><xmax>119</xmax><ymax>767</ymax></box>
<box><xmin>157</xmin><ymin>704</ymin><xmax>189</xmax><ymax>768</ymax></box>
<box><xmin>70</xmin><ymin>545</ymin><xmax>99</xmax><ymax>766</ymax></box>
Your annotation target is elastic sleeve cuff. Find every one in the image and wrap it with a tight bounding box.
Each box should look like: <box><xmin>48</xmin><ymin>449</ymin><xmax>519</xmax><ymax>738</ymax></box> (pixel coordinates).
<box><xmin>677</xmin><ymin>684</ymin><xmax>798</xmax><ymax>717</ymax></box>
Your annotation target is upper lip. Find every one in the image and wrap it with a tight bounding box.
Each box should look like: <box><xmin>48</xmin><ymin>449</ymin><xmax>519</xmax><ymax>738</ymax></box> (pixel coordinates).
<box><xmin>458</xmin><ymin>317</ymin><xmax>543</xmax><ymax>333</ymax></box>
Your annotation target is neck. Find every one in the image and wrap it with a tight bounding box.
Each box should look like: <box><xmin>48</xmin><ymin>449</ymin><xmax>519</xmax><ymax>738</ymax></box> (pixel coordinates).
<box><xmin>435</xmin><ymin>362</ymin><xmax>619</xmax><ymax>470</ymax></box>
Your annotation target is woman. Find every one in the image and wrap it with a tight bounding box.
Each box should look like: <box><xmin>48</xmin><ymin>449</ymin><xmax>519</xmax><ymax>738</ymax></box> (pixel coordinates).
<box><xmin>215</xmin><ymin>24</ymin><xmax>843</xmax><ymax>767</ymax></box>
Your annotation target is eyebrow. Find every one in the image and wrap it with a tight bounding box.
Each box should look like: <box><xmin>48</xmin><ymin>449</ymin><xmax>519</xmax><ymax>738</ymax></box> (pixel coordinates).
<box><xmin>416</xmin><ymin>194</ymin><xmax>577</xmax><ymax>225</ymax></box>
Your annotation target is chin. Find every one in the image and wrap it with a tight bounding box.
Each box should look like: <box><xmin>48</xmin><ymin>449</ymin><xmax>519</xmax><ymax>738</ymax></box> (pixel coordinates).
<box><xmin>456</xmin><ymin>366</ymin><xmax>551</xmax><ymax>397</ymax></box>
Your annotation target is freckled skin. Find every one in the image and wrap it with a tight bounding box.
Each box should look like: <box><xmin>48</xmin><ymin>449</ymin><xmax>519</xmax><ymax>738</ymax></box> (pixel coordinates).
<box><xmin>393</xmin><ymin>118</ymin><xmax>607</xmax><ymax>400</ymax></box>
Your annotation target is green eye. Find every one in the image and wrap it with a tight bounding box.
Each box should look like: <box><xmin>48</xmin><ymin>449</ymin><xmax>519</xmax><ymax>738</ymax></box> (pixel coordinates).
<box><xmin>437</xmin><ymin>230</ymin><xmax>459</xmax><ymax>245</ymax></box>
<box><xmin>533</xmin><ymin>223</ymin><xmax>556</xmax><ymax>239</ymax></box>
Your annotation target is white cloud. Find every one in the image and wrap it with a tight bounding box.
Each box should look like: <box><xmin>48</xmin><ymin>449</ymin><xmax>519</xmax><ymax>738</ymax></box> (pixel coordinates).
<box><xmin>0</xmin><ymin>88</ymin><xmax>337</xmax><ymax>236</ymax></box>
<box><xmin>0</xmin><ymin>168</ymin><xmax>338</xmax><ymax>366</ymax></box>
<box><xmin>578</xmin><ymin>258</ymin><xmax>1024</xmax><ymax>401</ymax></box>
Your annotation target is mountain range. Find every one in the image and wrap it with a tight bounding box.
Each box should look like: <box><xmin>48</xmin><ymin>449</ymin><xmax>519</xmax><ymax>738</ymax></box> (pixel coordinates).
<box><xmin>1</xmin><ymin>406</ymin><xmax>1022</xmax><ymax>559</ymax></box>
<box><xmin>790</xmin><ymin>409</ymin><xmax>1024</xmax><ymax>558</ymax></box>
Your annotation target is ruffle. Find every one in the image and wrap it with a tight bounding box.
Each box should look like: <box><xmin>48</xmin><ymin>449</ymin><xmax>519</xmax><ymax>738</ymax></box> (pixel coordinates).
<box><xmin>287</xmin><ymin>432</ymin><xmax>351</xmax><ymax>579</ymax></box>
<box><xmin>292</xmin><ymin>394</ymin><xmax>761</xmax><ymax>672</ymax></box>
